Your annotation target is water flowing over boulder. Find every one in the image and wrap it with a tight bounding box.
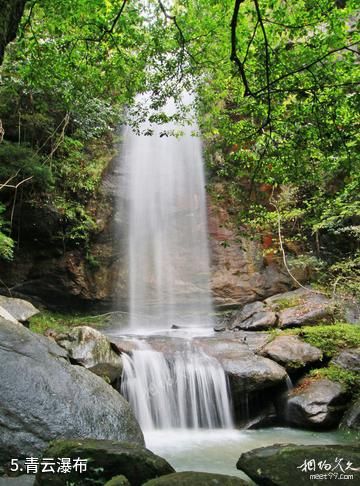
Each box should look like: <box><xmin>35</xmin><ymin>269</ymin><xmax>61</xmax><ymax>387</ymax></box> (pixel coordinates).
<box><xmin>54</xmin><ymin>325</ymin><xmax>123</xmax><ymax>382</ymax></box>
<box><xmin>259</xmin><ymin>335</ymin><xmax>322</xmax><ymax>371</ymax></box>
<box><xmin>285</xmin><ymin>378</ymin><xmax>348</xmax><ymax>429</ymax></box>
<box><xmin>236</xmin><ymin>444</ymin><xmax>360</xmax><ymax>486</ymax></box>
<box><xmin>0</xmin><ymin>318</ymin><xmax>143</xmax><ymax>470</ymax></box>
<box><xmin>34</xmin><ymin>439</ymin><xmax>174</xmax><ymax>486</ymax></box>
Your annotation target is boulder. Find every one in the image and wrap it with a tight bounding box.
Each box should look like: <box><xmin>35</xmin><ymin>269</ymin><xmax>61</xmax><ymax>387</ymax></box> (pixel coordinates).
<box><xmin>55</xmin><ymin>326</ymin><xmax>123</xmax><ymax>382</ymax></box>
<box><xmin>259</xmin><ymin>335</ymin><xmax>322</xmax><ymax>371</ymax></box>
<box><xmin>0</xmin><ymin>477</ymin><xmax>35</xmax><ymax>486</ymax></box>
<box><xmin>286</xmin><ymin>378</ymin><xmax>347</xmax><ymax>428</ymax></box>
<box><xmin>34</xmin><ymin>439</ymin><xmax>174</xmax><ymax>486</ymax></box>
<box><xmin>229</xmin><ymin>302</ymin><xmax>277</xmax><ymax>331</ymax></box>
<box><xmin>0</xmin><ymin>295</ymin><xmax>39</xmax><ymax>322</ymax></box>
<box><xmin>222</xmin><ymin>354</ymin><xmax>288</xmax><ymax>393</ymax></box>
<box><xmin>104</xmin><ymin>476</ymin><xmax>130</xmax><ymax>486</ymax></box>
<box><xmin>237</xmin><ymin>444</ymin><xmax>360</xmax><ymax>486</ymax></box>
<box><xmin>0</xmin><ymin>318</ymin><xmax>143</xmax><ymax>469</ymax></box>
<box><xmin>332</xmin><ymin>348</ymin><xmax>360</xmax><ymax>372</ymax></box>
<box><xmin>340</xmin><ymin>397</ymin><xmax>360</xmax><ymax>431</ymax></box>
<box><xmin>265</xmin><ymin>288</ymin><xmax>333</xmax><ymax>328</ymax></box>
<box><xmin>143</xmin><ymin>471</ymin><xmax>248</xmax><ymax>485</ymax></box>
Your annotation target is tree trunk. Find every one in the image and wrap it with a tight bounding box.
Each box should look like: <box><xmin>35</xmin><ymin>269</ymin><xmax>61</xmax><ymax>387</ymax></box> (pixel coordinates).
<box><xmin>0</xmin><ymin>0</ymin><xmax>27</xmax><ymax>65</ymax></box>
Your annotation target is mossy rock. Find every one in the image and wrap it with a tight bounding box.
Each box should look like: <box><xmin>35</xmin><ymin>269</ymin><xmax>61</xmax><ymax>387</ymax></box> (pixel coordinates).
<box><xmin>104</xmin><ymin>475</ymin><xmax>130</xmax><ymax>486</ymax></box>
<box><xmin>237</xmin><ymin>444</ymin><xmax>360</xmax><ymax>485</ymax></box>
<box><xmin>34</xmin><ymin>439</ymin><xmax>174</xmax><ymax>486</ymax></box>
<box><xmin>143</xmin><ymin>471</ymin><xmax>248</xmax><ymax>485</ymax></box>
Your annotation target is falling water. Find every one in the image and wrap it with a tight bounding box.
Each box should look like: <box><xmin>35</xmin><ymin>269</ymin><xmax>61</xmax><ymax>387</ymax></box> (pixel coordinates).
<box><xmin>121</xmin><ymin>345</ymin><xmax>233</xmax><ymax>430</ymax></box>
<box><xmin>121</xmin><ymin>94</ymin><xmax>213</xmax><ymax>330</ymax></box>
<box><xmin>119</xmin><ymin>94</ymin><xmax>233</xmax><ymax>431</ymax></box>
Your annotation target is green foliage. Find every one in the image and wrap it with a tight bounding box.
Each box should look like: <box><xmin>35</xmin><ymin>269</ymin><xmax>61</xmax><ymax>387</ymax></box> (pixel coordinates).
<box><xmin>294</xmin><ymin>323</ymin><xmax>360</xmax><ymax>358</ymax></box>
<box><xmin>0</xmin><ymin>203</ymin><xmax>14</xmax><ymax>260</ymax></box>
<box><xmin>309</xmin><ymin>365</ymin><xmax>359</xmax><ymax>394</ymax></box>
<box><xmin>271</xmin><ymin>296</ymin><xmax>304</xmax><ymax>311</ymax></box>
<box><xmin>0</xmin><ymin>141</ymin><xmax>53</xmax><ymax>187</ymax></box>
<box><xmin>29</xmin><ymin>311</ymin><xmax>108</xmax><ymax>335</ymax></box>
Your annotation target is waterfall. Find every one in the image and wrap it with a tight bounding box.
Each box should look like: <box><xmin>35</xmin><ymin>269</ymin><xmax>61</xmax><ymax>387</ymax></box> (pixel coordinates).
<box><xmin>121</xmin><ymin>345</ymin><xmax>233</xmax><ymax>430</ymax></box>
<box><xmin>121</xmin><ymin>94</ymin><xmax>213</xmax><ymax>330</ymax></box>
<box><xmin>118</xmin><ymin>94</ymin><xmax>233</xmax><ymax>431</ymax></box>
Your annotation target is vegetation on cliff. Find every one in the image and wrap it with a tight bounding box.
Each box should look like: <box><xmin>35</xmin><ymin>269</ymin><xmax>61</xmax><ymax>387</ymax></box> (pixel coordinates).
<box><xmin>0</xmin><ymin>0</ymin><xmax>359</xmax><ymax>302</ymax></box>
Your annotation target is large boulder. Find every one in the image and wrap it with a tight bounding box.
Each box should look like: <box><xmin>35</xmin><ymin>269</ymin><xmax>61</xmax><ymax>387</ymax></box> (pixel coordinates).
<box><xmin>143</xmin><ymin>471</ymin><xmax>248</xmax><ymax>485</ymax></box>
<box><xmin>285</xmin><ymin>378</ymin><xmax>347</xmax><ymax>429</ymax></box>
<box><xmin>228</xmin><ymin>301</ymin><xmax>277</xmax><ymax>331</ymax></box>
<box><xmin>105</xmin><ymin>477</ymin><xmax>130</xmax><ymax>486</ymax></box>
<box><xmin>237</xmin><ymin>444</ymin><xmax>360</xmax><ymax>486</ymax></box>
<box><xmin>259</xmin><ymin>335</ymin><xmax>322</xmax><ymax>372</ymax></box>
<box><xmin>340</xmin><ymin>397</ymin><xmax>360</xmax><ymax>431</ymax></box>
<box><xmin>0</xmin><ymin>318</ymin><xmax>143</xmax><ymax>470</ymax></box>
<box><xmin>55</xmin><ymin>326</ymin><xmax>123</xmax><ymax>382</ymax></box>
<box><xmin>265</xmin><ymin>288</ymin><xmax>333</xmax><ymax>328</ymax></box>
<box><xmin>331</xmin><ymin>348</ymin><xmax>360</xmax><ymax>372</ymax></box>
<box><xmin>34</xmin><ymin>439</ymin><xmax>174</xmax><ymax>486</ymax></box>
<box><xmin>222</xmin><ymin>354</ymin><xmax>287</xmax><ymax>393</ymax></box>
<box><xmin>0</xmin><ymin>295</ymin><xmax>39</xmax><ymax>323</ymax></box>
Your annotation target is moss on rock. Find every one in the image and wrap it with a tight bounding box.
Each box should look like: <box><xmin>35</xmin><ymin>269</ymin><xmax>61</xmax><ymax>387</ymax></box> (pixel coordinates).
<box><xmin>34</xmin><ymin>439</ymin><xmax>174</xmax><ymax>486</ymax></box>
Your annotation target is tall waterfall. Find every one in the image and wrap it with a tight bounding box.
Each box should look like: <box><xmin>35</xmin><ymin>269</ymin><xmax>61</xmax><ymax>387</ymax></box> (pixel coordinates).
<box><xmin>119</xmin><ymin>95</ymin><xmax>233</xmax><ymax>431</ymax></box>
<box><xmin>122</xmin><ymin>95</ymin><xmax>213</xmax><ymax>330</ymax></box>
<box><xmin>121</xmin><ymin>345</ymin><xmax>233</xmax><ymax>430</ymax></box>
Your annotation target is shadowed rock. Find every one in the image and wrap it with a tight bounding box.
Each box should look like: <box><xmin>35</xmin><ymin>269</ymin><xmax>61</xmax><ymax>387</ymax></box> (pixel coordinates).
<box><xmin>0</xmin><ymin>318</ymin><xmax>143</xmax><ymax>470</ymax></box>
<box><xmin>237</xmin><ymin>444</ymin><xmax>360</xmax><ymax>486</ymax></box>
<box><xmin>34</xmin><ymin>439</ymin><xmax>174</xmax><ymax>486</ymax></box>
<box><xmin>285</xmin><ymin>378</ymin><xmax>347</xmax><ymax>428</ymax></box>
<box><xmin>259</xmin><ymin>335</ymin><xmax>322</xmax><ymax>371</ymax></box>
<box><xmin>143</xmin><ymin>471</ymin><xmax>248</xmax><ymax>485</ymax></box>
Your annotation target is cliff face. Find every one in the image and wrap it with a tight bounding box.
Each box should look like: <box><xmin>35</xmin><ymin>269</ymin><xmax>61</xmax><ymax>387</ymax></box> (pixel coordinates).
<box><xmin>0</xmin><ymin>153</ymin><xmax>126</xmax><ymax>310</ymax></box>
<box><xmin>0</xmin><ymin>155</ymin><xmax>308</xmax><ymax>310</ymax></box>
<box><xmin>0</xmin><ymin>0</ymin><xmax>27</xmax><ymax>65</ymax></box>
<box><xmin>208</xmin><ymin>201</ymin><xmax>309</xmax><ymax>308</ymax></box>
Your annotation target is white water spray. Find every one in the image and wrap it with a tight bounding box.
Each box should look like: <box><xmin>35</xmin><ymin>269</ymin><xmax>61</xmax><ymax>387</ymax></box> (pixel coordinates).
<box><xmin>121</xmin><ymin>345</ymin><xmax>233</xmax><ymax>430</ymax></box>
<box><xmin>119</xmin><ymin>94</ymin><xmax>233</xmax><ymax>431</ymax></box>
<box><xmin>121</xmin><ymin>95</ymin><xmax>213</xmax><ymax>330</ymax></box>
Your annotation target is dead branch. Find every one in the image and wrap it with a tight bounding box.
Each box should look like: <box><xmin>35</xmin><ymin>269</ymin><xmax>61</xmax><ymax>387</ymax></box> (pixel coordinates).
<box><xmin>0</xmin><ymin>120</ymin><xmax>4</xmax><ymax>143</ymax></box>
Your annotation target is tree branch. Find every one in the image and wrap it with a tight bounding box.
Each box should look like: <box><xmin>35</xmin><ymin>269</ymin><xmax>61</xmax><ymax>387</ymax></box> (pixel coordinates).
<box><xmin>253</xmin><ymin>41</ymin><xmax>359</xmax><ymax>96</ymax></box>
<box><xmin>253</xmin><ymin>0</ymin><xmax>271</xmax><ymax>131</ymax></box>
<box><xmin>230</xmin><ymin>0</ymin><xmax>252</xmax><ymax>97</ymax></box>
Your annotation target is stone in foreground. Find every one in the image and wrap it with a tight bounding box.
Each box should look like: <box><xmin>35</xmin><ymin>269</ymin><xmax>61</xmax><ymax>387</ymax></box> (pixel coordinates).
<box><xmin>237</xmin><ymin>444</ymin><xmax>360</xmax><ymax>486</ymax></box>
<box><xmin>104</xmin><ymin>476</ymin><xmax>130</xmax><ymax>486</ymax></box>
<box><xmin>143</xmin><ymin>471</ymin><xmax>248</xmax><ymax>485</ymax></box>
<box><xmin>0</xmin><ymin>318</ymin><xmax>143</xmax><ymax>470</ymax></box>
<box><xmin>286</xmin><ymin>378</ymin><xmax>347</xmax><ymax>428</ymax></box>
<box><xmin>259</xmin><ymin>335</ymin><xmax>322</xmax><ymax>371</ymax></box>
<box><xmin>34</xmin><ymin>439</ymin><xmax>175</xmax><ymax>486</ymax></box>
<box><xmin>0</xmin><ymin>295</ymin><xmax>39</xmax><ymax>322</ymax></box>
